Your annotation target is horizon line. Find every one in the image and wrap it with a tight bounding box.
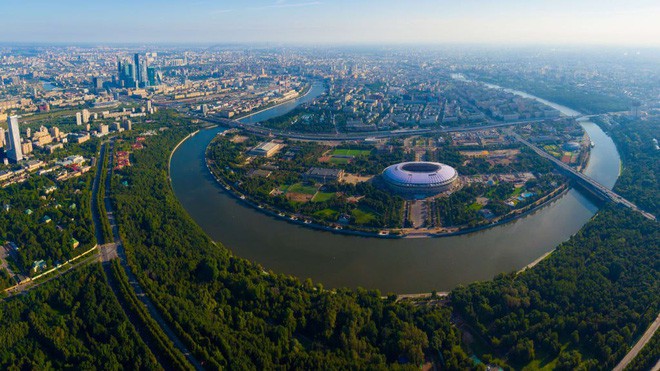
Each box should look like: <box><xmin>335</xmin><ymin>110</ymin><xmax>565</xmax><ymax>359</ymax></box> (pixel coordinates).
<box><xmin>1</xmin><ymin>41</ymin><xmax>660</xmax><ymax>49</ymax></box>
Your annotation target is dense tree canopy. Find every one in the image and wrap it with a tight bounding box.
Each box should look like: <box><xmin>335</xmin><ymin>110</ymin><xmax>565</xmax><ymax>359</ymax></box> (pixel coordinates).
<box><xmin>451</xmin><ymin>116</ymin><xmax>660</xmax><ymax>369</ymax></box>
<box><xmin>111</xmin><ymin>124</ymin><xmax>472</xmax><ymax>368</ymax></box>
<box><xmin>2</xmin><ymin>111</ymin><xmax>656</xmax><ymax>370</ymax></box>
<box><xmin>451</xmin><ymin>206</ymin><xmax>659</xmax><ymax>369</ymax></box>
<box><xmin>593</xmin><ymin>116</ymin><xmax>659</xmax><ymax>216</ymax></box>
<box><xmin>0</xmin><ymin>265</ymin><xmax>159</xmax><ymax>369</ymax></box>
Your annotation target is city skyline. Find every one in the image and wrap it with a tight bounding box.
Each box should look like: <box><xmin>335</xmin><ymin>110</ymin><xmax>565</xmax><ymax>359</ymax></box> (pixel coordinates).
<box><xmin>3</xmin><ymin>0</ymin><xmax>660</xmax><ymax>46</ymax></box>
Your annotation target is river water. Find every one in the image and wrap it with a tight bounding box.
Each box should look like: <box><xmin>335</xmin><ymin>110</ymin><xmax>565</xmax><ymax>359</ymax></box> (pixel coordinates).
<box><xmin>170</xmin><ymin>82</ymin><xmax>621</xmax><ymax>293</ymax></box>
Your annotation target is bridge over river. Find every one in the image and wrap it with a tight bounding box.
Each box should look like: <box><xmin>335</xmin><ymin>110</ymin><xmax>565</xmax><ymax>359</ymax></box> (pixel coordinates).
<box><xmin>512</xmin><ymin>132</ymin><xmax>656</xmax><ymax>221</ymax></box>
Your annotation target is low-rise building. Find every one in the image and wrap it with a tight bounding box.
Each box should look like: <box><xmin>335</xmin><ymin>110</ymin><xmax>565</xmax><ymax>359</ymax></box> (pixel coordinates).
<box><xmin>304</xmin><ymin>167</ymin><xmax>344</xmax><ymax>183</ymax></box>
<box><xmin>248</xmin><ymin>141</ymin><xmax>284</xmax><ymax>157</ymax></box>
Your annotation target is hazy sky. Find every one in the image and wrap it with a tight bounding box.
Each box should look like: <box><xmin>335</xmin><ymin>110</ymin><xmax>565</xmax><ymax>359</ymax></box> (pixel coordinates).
<box><xmin>3</xmin><ymin>0</ymin><xmax>660</xmax><ymax>46</ymax></box>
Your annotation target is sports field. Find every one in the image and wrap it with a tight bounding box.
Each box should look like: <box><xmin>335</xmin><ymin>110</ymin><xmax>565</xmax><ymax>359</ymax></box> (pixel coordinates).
<box><xmin>331</xmin><ymin>148</ymin><xmax>372</xmax><ymax>157</ymax></box>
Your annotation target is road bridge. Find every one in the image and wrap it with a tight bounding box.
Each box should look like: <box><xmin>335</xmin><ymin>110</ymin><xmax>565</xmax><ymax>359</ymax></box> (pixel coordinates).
<box><xmin>512</xmin><ymin>132</ymin><xmax>656</xmax><ymax>221</ymax></box>
<box><xmin>197</xmin><ymin>114</ymin><xmax>548</xmax><ymax>142</ymax></box>
<box><xmin>200</xmin><ymin>113</ymin><xmax>655</xmax><ymax>222</ymax></box>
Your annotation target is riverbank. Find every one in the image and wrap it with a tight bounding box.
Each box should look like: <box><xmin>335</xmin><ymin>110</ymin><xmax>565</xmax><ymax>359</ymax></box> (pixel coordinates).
<box><xmin>235</xmin><ymin>82</ymin><xmax>316</xmax><ymax>122</ymax></box>
<box><xmin>204</xmin><ymin>132</ymin><xmax>572</xmax><ymax>239</ymax></box>
<box><xmin>204</xmin><ymin>143</ymin><xmax>401</xmax><ymax>239</ymax></box>
<box><xmin>169</xmin><ymin>84</ymin><xmax>621</xmax><ymax>293</ymax></box>
<box><xmin>167</xmin><ymin>129</ymin><xmax>200</xmax><ymax>180</ymax></box>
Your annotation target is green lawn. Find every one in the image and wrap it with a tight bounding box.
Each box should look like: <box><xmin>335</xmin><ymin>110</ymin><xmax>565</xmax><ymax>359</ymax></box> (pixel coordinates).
<box><xmin>287</xmin><ymin>182</ymin><xmax>318</xmax><ymax>195</ymax></box>
<box><xmin>332</xmin><ymin>148</ymin><xmax>372</xmax><ymax>157</ymax></box>
<box><xmin>329</xmin><ymin>157</ymin><xmax>350</xmax><ymax>164</ymax></box>
<box><xmin>314</xmin><ymin>208</ymin><xmax>339</xmax><ymax>220</ymax></box>
<box><xmin>311</xmin><ymin>192</ymin><xmax>335</xmax><ymax>202</ymax></box>
<box><xmin>467</xmin><ymin>202</ymin><xmax>483</xmax><ymax>212</ymax></box>
<box><xmin>351</xmin><ymin>208</ymin><xmax>377</xmax><ymax>225</ymax></box>
<box><xmin>511</xmin><ymin>187</ymin><xmax>524</xmax><ymax>197</ymax></box>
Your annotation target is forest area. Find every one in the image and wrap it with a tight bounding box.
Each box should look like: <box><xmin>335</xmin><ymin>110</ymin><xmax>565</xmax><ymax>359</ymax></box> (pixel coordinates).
<box><xmin>1</xmin><ymin>112</ymin><xmax>656</xmax><ymax>370</ymax></box>
<box><xmin>0</xmin><ymin>264</ymin><xmax>159</xmax><ymax>369</ymax></box>
<box><xmin>451</xmin><ymin>116</ymin><xmax>659</xmax><ymax>369</ymax></box>
<box><xmin>111</xmin><ymin>124</ymin><xmax>473</xmax><ymax>369</ymax></box>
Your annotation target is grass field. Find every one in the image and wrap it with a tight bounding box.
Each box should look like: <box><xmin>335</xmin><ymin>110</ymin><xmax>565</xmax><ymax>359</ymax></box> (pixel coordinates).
<box><xmin>351</xmin><ymin>208</ymin><xmax>377</xmax><ymax>225</ymax></box>
<box><xmin>314</xmin><ymin>208</ymin><xmax>339</xmax><ymax>220</ymax></box>
<box><xmin>329</xmin><ymin>157</ymin><xmax>351</xmax><ymax>164</ymax></box>
<box><xmin>467</xmin><ymin>202</ymin><xmax>483</xmax><ymax>212</ymax></box>
<box><xmin>311</xmin><ymin>192</ymin><xmax>335</xmax><ymax>202</ymax></box>
<box><xmin>287</xmin><ymin>182</ymin><xmax>318</xmax><ymax>195</ymax></box>
<box><xmin>332</xmin><ymin>148</ymin><xmax>372</xmax><ymax>157</ymax></box>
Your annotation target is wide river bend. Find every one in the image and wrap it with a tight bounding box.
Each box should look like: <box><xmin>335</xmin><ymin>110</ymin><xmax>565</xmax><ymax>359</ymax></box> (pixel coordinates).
<box><xmin>170</xmin><ymin>82</ymin><xmax>620</xmax><ymax>293</ymax></box>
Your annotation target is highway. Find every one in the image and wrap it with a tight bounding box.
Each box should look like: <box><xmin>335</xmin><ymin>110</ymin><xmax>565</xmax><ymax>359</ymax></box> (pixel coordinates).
<box><xmin>512</xmin><ymin>132</ymin><xmax>656</xmax><ymax>221</ymax></box>
<box><xmin>613</xmin><ymin>313</ymin><xmax>660</xmax><ymax>371</ymax></box>
<box><xmin>92</xmin><ymin>139</ymin><xmax>202</xmax><ymax>370</ymax></box>
<box><xmin>101</xmin><ymin>139</ymin><xmax>203</xmax><ymax>370</ymax></box>
<box><xmin>197</xmin><ymin>114</ymin><xmax>548</xmax><ymax>141</ymax></box>
<box><xmin>90</xmin><ymin>142</ymin><xmax>108</xmax><ymax>245</ymax></box>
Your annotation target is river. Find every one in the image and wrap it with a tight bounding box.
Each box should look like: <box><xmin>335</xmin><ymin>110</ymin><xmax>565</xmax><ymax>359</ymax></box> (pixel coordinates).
<box><xmin>170</xmin><ymin>82</ymin><xmax>620</xmax><ymax>293</ymax></box>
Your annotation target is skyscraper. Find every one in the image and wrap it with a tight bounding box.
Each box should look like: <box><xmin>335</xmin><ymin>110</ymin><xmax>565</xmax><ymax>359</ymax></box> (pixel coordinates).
<box><xmin>117</xmin><ymin>57</ymin><xmax>123</xmax><ymax>76</ymax></box>
<box><xmin>134</xmin><ymin>53</ymin><xmax>142</xmax><ymax>86</ymax></box>
<box><xmin>6</xmin><ymin>116</ymin><xmax>23</xmax><ymax>162</ymax></box>
<box><xmin>0</xmin><ymin>127</ymin><xmax>5</xmax><ymax>148</ymax></box>
<box><xmin>93</xmin><ymin>76</ymin><xmax>104</xmax><ymax>92</ymax></box>
<box><xmin>76</xmin><ymin>111</ymin><xmax>82</xmax><ymax>125</ymax></box>
<box><xmin>116</xmin><ymin>53</ymin><xmax>157</xmax><ymax>88</ymax></box>
<box><xmin>117</xmin><ymin>57</ymin><xmax>137</xmax><ymax>88</ymax></box>
<box><xmin>141</xmin><ymin>57</ymin><xmax>149</xmax><ymax>86</ymax></box>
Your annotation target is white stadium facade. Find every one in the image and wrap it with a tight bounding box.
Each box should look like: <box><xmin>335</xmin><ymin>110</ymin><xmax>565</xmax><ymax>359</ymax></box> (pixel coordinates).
<box><xmin>381</xmin><ymin>161</ymin><xmax>459</xmax><ymax>198</ymax></box>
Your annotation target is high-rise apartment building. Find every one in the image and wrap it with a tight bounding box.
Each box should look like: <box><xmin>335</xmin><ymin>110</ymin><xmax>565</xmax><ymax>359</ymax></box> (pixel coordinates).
<box><xmin>6</xmin><ymin>116</ymin><xmax>23</xmax><ymax>162</ymax></box>
<box><xmin>82</xmin><ymin>109</ymin><xmax>90</xmax><ymax>123</ymax></box>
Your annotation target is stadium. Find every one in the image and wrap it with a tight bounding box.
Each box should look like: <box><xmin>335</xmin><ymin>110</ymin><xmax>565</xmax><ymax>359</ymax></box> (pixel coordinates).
<box><xmin>381</xmin><ymin>161</ymin><xmax>459</xmax><ymax>198</ymax></box>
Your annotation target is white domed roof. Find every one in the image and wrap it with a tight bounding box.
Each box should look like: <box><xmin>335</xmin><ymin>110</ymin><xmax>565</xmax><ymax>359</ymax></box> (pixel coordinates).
<box><xmin>382</xmin><ymin>161</ymin><xmax>458</xmax><ymax>187</ymax></box>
